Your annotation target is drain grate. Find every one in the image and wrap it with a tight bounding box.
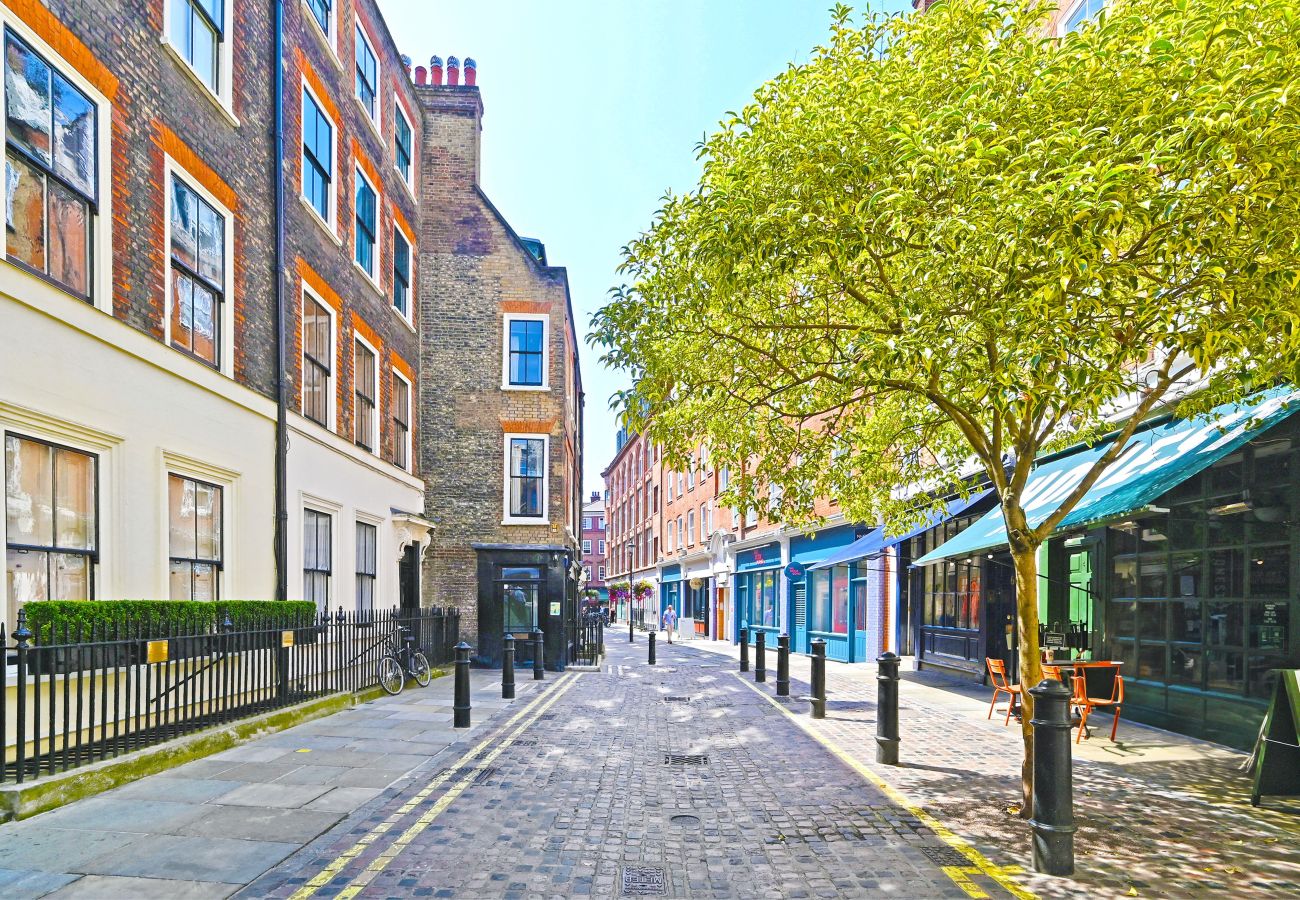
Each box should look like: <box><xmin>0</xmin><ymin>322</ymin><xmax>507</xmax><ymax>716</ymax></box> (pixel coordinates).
<box><xmin>512</xmin><ymin>739</ymin><xmax>538</xmax><ymax>747</ymax></box>
<box><xmin>622</xmin><ymin>865</ymin><xmax>667</xmax><ymax>895</ymax></box>
<box><xmin>473</xmin><ymin>766</ymin><xmax>498</xmax><ymax>784</ymax></box>
<box><xmin>921</xmin><ymin>845</ymin><xmax>971</xmax><ymax>868</ymax></box>
<box><xmin>663</xmin><ymin>753</ymin><xmax>708</xmax><ymax>766</ymax></box>
<box><xmin>663</xmin><ymin>696</ymin><xmax>691</xmax><ymax>703</ymax></box>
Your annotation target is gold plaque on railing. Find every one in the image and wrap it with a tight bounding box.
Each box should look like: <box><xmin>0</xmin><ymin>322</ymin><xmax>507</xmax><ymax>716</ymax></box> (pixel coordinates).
<box><xmin>281</xmin><ymin>630</ymin><xmax>295</xmax><ymax>648</ymax></box>
<box><xmin>146</xmin><ymin>640</ymin><xmax>169</xmax><ymax>664</ymax></box>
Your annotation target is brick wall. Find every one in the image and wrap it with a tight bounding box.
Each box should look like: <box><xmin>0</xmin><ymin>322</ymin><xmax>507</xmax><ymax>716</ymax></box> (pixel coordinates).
<box><xmin>413</xmin><ymin>81</ymin><xmax>582</xmax><ymax>642</ymax></box>
<box><xmin>20</xmin><ymin>0</ymin><xmax>278</xmax><ymax>397</ymax></box>
<box><xmin>282</xmin><ymin>0</ymin><xmax>421</xmax><ymax>473</ymax></box>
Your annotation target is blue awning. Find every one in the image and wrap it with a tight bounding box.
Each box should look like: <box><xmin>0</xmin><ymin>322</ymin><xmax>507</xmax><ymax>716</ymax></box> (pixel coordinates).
<box><xmin>915</xmin><ymin>387</ymin><xmax>1300</xmax><ymax>565</ymax></box>
<box><xmin>789</xmin><ymin>524</ymin><xmax>860</xmax><ymax>567</ymax></box>
<box><xmin>809</xmin><ymin>489</ymin><xmax>994</xmax><ymax>570</ymax></box>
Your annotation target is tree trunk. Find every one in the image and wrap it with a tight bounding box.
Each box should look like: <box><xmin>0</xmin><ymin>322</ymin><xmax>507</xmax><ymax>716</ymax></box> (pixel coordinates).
<box><xmin>1010</xmin><ymin>541</ymin><xmax>1044</xmax><ymax>818</ymax></box>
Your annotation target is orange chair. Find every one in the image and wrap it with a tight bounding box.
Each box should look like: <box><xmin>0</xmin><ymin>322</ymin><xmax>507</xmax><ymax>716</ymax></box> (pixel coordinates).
<box><xmin>1042</xmin><ymin>664</ymin><xmax>1065</xmax><ymax>682</ymax></box>
<box><xmin>986</xmin><ymin>658</ymin><xmax>1021</xmax><ymax>725</ymax></box>
<box><xmin>1071</xmin><ymin>665</ymin><xmax>1124</xmax><ymax>743</ymax></box>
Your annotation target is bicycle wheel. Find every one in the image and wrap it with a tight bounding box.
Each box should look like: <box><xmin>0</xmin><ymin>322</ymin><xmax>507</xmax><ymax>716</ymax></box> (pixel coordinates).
<box><xmin>411</xmin><ymin>651</ymin><xmax>432</xmax><ymax>687</ymax></box>
<box><xmin>377</xmin><ymin>655</ymin><xmax>405</xmax><ymax>695</ymax></box>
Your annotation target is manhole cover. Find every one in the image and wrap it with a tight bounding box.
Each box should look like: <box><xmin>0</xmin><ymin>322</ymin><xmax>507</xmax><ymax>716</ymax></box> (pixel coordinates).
<box><xmin>622</xmin><ymin>865</ymin><xmax>666</xmax><ymax>895</ymax></box>
<box><xmin>663</xmin><ymin>696</ymin><xmax>691</xmax><ymax>703</ymax></box>
<box><xmin>921</xmin><ymin>845</ymin><xmax>971</xmax><ymax>868</ymax></box>
<box><xmin>663</xmin><ymin>753</ymin><xmax>708</xmax><ymax>765</ymax></box>
<box><xmin>669</xmin><ymin>814</ymin><xmax>701</xmax><ymax>827</ymax></box>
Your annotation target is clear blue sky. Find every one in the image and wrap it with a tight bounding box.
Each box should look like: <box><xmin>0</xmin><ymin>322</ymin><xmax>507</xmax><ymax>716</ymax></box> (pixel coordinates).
<box><xmin>378</xmin><ymin>0</ymin><xmax>913</xmax><ymax>494</ymax></box>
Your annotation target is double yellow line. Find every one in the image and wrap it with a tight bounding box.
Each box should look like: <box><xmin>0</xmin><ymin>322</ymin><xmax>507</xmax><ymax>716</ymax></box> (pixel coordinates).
<box><xmin>731</xmin><ymin>672</ymin><xmax>1035</xmax><ymax>900</ymax></box>
<box><xmin>290</xmin><ymin>673</ymin><xmax>581</xmax><ymax>900</ymax></box>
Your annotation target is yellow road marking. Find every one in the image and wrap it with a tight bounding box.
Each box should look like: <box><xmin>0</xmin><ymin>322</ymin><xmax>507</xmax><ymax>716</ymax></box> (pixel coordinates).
<box><xmin>290</xmin><ymin>674</ymin><xmax>580</xmax><ymax>900</ymax></box>
<box><xmin>731</xmin><ymin>672</ymin><xmax>1036</xmax><ymax>900</ymax></box>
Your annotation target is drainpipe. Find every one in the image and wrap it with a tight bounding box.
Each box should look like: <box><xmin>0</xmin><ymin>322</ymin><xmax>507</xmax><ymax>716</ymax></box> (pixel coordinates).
<box><xmin>272</xmin><ymin>0</ymin><xmax>289</xmax><ymax>602</ymax></box>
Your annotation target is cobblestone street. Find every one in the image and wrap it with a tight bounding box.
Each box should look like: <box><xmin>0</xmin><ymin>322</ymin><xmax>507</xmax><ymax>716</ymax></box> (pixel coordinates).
<box><xmin>244</xmin><ymin>638</ymin><xmax>1008</xmax><ymax>899</ymax></box>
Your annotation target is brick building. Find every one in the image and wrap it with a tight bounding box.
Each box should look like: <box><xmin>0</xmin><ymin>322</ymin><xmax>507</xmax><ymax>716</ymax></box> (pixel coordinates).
<box><xmin>602</xmin><ymin>427</ymin><xmax>656</xmax><ymax>626</ymax></box>
<box><xmin>580</xmin><ymin>491</ymin><xmax>607</xmax><ymax>606</ymax></box>
<box><xmin>280</xmin><ymin>0</ymin><xmax>432</xmax><ymax>616</ymax></box>
<box><xmin>0</xmin><ymin>0</ymin><xmax>282</xmax><ymax>628</ymax></box>
<box><xmin>412</xmin><ymin>59</ymin><xmax>584</xmax><ymax>668</ymax></box>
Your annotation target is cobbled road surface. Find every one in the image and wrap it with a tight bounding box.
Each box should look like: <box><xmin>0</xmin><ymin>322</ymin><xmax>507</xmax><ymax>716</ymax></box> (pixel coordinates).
<box><xmin>242</xmin><ymin>639</ymin><xmax>1016</xmax><ymax>900</ymax></box>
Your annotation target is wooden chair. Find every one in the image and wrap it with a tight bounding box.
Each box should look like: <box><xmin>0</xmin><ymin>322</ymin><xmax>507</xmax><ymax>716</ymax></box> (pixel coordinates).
<box><xmin>986</xmin><ymin>658</ymin><xmax>1021</xmax><ymax>725</ymax></box>
<box><xmin>1071</xmin><ymin>664</ymin><xmax>1124</xmax><ymax>743</ymax></box>
<box><xmin>1041</xmin><ymin>664</ymin><xmax>1065</xmax><ymax>682</ymax></box>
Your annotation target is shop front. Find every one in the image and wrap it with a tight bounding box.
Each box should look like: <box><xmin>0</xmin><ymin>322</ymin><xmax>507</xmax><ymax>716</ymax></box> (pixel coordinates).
<box><xmin>683</xmin><ymin>561</ymin><xmax>712</xmax><ymax>639</ymax></box>
<box><xmin>474</xmin><ymin>544</ymin><xmax>575</xmax><ymax>670</ymax></box>
<box><xmin>660</xmin><ymin>564</ymin><xmax>681</xmax><ymax>631</ymax></box>
<box><xmin>915</xmin><ymin>388</ymin><xmax>1300</xmax><ymax>748</ymax></box>
<box><xmin>734</xmin><ymin>542</ymin><xmax>783</xmax><ymax>646</ymax></box>
<box><xmin>787</xmin><ymin>525</ymin><xmax>864</xmax><ymax>660</ymax></box>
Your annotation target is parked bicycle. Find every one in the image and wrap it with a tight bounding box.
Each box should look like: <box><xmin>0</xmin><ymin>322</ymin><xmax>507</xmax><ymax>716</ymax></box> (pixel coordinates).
<box><xmin>378</xmin><ymin>626</ymin><xmax>432</xmax><ymax>695</ymax></box>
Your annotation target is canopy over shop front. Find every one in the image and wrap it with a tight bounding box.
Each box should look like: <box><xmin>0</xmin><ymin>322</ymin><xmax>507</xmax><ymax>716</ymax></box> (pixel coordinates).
<box><xmin>915</xmin><ymin>387</ymin><xmax>1300</xmax><ymax>565</ymax></box>
<box><xmin>809</xmin><ymin>489</ymin><xmax>994</xmax><ymax>570</ymax></box>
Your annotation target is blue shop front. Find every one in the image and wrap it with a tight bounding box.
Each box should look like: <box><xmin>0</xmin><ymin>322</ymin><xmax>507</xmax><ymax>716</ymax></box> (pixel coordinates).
<box><xmin>734</xmin><ymin>542</ymin><xmax>783</xmax><ymax>648</ymax></box>
<box><xmin>788</xmin><ymin>525</ymin><xmax>872</xmax><ymax>662</ymax></box>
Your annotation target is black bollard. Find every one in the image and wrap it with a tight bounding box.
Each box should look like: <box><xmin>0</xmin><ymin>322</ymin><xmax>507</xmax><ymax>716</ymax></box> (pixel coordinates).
<box><xmin>776</xmin><ymin>634</ymin><xmax>790</xmax><ymax>697</ymax></box>
<box><xmin>502</xmin><ymin>634</ymin><xmax>516</xmax><ymax>700</ymax></box>
<box><xmin>809</xmin><ymin>639</ymin><xmax>827</xmax><ymax>719</ymax></box>
<box><xmin>629</xmin><ymin>609</ymin><xmax>634</xmax><ymax>643</ymax></box>
<box><xmin>532</xmin><ymin>628</ymin><xmax>544</xmax><ymax>680</ymax></box>
<box><xmin>754</xmin><ymin>630</ymin><xmax>767</xmax><ymax>683</ymax></box>
<box><xmin>876</xmin><ymin>652</ymin><xmax>900</xmax><ymax>765</ymax></box>
<box><xmin>739</xmin><ymin>627</ymin><xmax>750</xmax><ymax>672</ymax></box>
<box><xmin>453</xmin><ymin>642</ymin><xmax>472</xmax><ymax>728</ymax></box>
<box><xmin>1029</xmin><ymin>677</ymin><xmax>1076</xmax><ymax>876</ymax></box>
<box><xmin>648</xmin><ymin>630</ymin><xmax>657</xmax><ymax>665</ymax></box>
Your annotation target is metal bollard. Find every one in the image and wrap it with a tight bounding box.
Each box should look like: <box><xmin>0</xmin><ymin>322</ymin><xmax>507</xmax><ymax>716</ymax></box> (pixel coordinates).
<box><xmin>453</xmin><ymin>641</ymin><xmax>472</xmax><ymax>728</ymax></box>
<box><xmin>648</xmin><ymin>631</ymin><xmax>657</xmax><ymax>665</ymax></box>
<box><xmin>1029</xmin><ymin>678</ymin><xmax>1076</xmax><ymax>875</ymax></box>
<box><xmin>532</xmin><ymin>628</ymin><xmax>544</xmax><ymax>680</ymax></box>
<box><xmin>809</xmin><ymin>639</ymin><xmax>827</xmax><ymax>719</ymax></box>
<box><xmin>754</xmin><ymin>630</ymin><xmax>767</xmax><ymax>683</ymax></box>
<box><xmin>876</xmin><ymin>652</ymin><xmax>900</xmax><ymax>765</ymax></box>
<box><xmin>629</xmin><ymin>611</ymin><xmax>634</xmax><ymax>643</ymax></box>
<box><xmin>502</xmin><ymin>634</ymin><xmax>516</xmax><ymax>700</ymax></box>
<box><xmin>776</xmin><ymin>633</ymin><xmax>790</xmax><ymax>696</ymax></box>
<box><xmin>739</xmin><ymin>627</ymin><xmax>750</xmax><ymax>672</ymax></box>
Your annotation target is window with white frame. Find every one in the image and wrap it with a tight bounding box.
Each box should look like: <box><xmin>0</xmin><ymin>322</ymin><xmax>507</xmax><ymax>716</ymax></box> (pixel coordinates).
<box><xmin>302</xmin><ymin>293</ymin><xmax>332</xmax><ymax>427</ymax></box>
<box><xmin>719</xmin><ymin>466</ymin><xmax>730</xmax><ymax>490</ymax></box>
<box><xmin>353</xmin><ymin>337</ymin><xmax>376</xmax><ymax>451</ymax></box>
<box><xmin>686</xmin><ymin>510</ymin><xmax>695</xmax><ymax>545</ymax></box>
<box><xmin>677</xmin><ymin>471</ymin><xmax>684</xmax><ymax>495</ymax></box>
<box><xmin>391</xmin><ymin>370</ymin><xmax>410</xmax><ymax>470</ymax></box>
<box><xmin>667</xmin><ymin>519</ymin><xmax>675</xmax><ymax>552</ymax></box>
<box><xmin>354</xmin><ymin>25</ymin><xmax>378</xmax><ymax>123</ymax></box>
<box><xmin>354</xmin><ymin>167</ymin><xmax>377</xmax><ymax>276</ymax></box>
<box><xmin>355</xmin><ymin>520</ymin><xmax>376</xmax><ymax>611</ymax></box>
<box><xmin>582</xmin><ymin>539</ymin><xmax>591</xmax><ymax>553</ymax></box>
<box><xmin>582</xmin><ymin>517</ymin><xmax>591</xmax><ymax>530</ymax></box>
<box><xmin>4</xmin><ymin>434</ymin><xmax>97</xmax><ymax>626</ymax></box>
<box><xmin>1061</xmin><ymin>0</ymin><xmax>1105</xmax><ymax>32</ymax></box>
<box><xmin>394</xmin><ymin>102</ymin><xmax>412</xmax><ymax>184</ymax></box>
<box><xmin>4</xmin><ymin>29</ymin><xmax>98</xmax><ymax>299</ymax></box>
<box><xmin>303</xmin><ymin>508</ymin><xmax>331</xmax><ymax>610</ymax></box>
<box><xmin>598</xmin><ymin>538</ymin><xmax>605</xmax><ymax>554</ymax></box>
<box><xmin>597</xmin><ymin>565</ymin><xmax>605</xmax><ymax>580</ymax></box>
<box><xmin>169</xmin><ymin>175</ymin><xmax>225</xmax><ymax>367</ymax></box>
<box><xmin>699</xmin><ymin>504</ymin><xmax>706</xmax><ymax>542</ymax></box>
<box><xmin>503</xmin><ymin>315</ymin><xmax>547</xmax><ymax>388</ymax></box>
<box><xmin>305</xmin><ymin>0</ymin><xmax>331</xmax><ymax>38</ymax></box>
<box><xmin>302</xmin><ymin>86</ymin><xmax>333</xmax><ymax>223</ymax></box>
<box><xmin>168</xmin><ymin>473</ymin><xmax>221</xmax><ymax>601</ymax></box>
<box><xmin>666</xmin><ymin>474</ymin><xmax>673</xmax><ymax>501</ymax></box>
<box><xmin>505</xmin><ymin>436</ymin><xmax>546</xmax><ymax>521</ymax></box>
<box><xmin>686</xmin><ymin>456</ymin><xmax>695</xmax><ymax>490</ymax></box>
<box><xmin>167</xmin><ymin>0</ymin><xmax>225</xmax><ymax>95</ymax></box>
<box><xmin>392</xmin><ymin>226</ymin><xmax>411</xmax><ymax>318</ymax></box>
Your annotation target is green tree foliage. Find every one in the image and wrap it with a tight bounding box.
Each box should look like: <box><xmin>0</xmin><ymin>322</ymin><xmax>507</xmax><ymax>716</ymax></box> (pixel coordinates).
<box><xmin>592</xmin><ymin>0</ymin><xmax>1300</xmax><ymax>808</ymax></box>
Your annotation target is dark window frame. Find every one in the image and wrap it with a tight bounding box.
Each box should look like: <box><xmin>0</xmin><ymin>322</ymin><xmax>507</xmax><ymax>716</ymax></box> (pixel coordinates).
<box><xmin>168</xmin><ymin>175</ymin><xmax>225</xmax><ymax>369</ymax></box>
<box><xmin>507</xmin><ymin>318</ymin><xmax>545</xmax><ymax>387</ymax></box>
<box><xmin>354</xmin><ymin>25</ymin><xmax>378</xmax><ymax>121</ymax></box>
<box><xmin>301</xmin><ymin>87</ymin><xmax>332</xmax><ymax>222</ymax></box>
<box><xmin>354</xmin><ymin>168</ymin><xmax>376</xmax><ymax>275</ymax></box>
<box><xmin>353</xmin><ymin>337</ymin><xmax>376</xmax><ymax>451</ymax></box>
<box><xmin>507</xmin><ymin>437</ymin><xmax>545</xmax><ymax>519</ymax></box>
<box><xmin>303</xmin><ymin>508</ymin><xmax>332</xmax><ymax>611</ymax></box>
<box><xmin>391</xmin><ymin>370</ymin><xmax>410</xmax><ymax>470</ymax></box>
<box><xmin>168</xmin><ymin>473</ymin><xmax>223</xmax><ymax>601</ymax></box>
<box><xmin>355</xmin><ymin>520</ymin><xmax>376</xmax><ymax>611</ymax></box>
<box><xmin>394</xmin><ymin>103</ymin><xmax>412</xmax><ymax>182</ymax></box>
<box><xmin>170</xmin><ymin>0</ymin><xmax>225</xmax><ymax>92</ymax></box>
<box><xmin>302</xmin><ymin>294</ymin><xmax>332</xmax><ymax>427</ymax></box>
<box><xmin>305</xmin><ymin>0</ymin><xmax>331</xmax><ymax>36</ymax></box>
<box><xmin>392</xmin><ymin>226</ymin><xmax>410</xmax><ymax>317</ymax></box>
<box><xmin>3</xmin><ymin>28</ymin><xmax>99</xmax><ymax>302</ymax></box>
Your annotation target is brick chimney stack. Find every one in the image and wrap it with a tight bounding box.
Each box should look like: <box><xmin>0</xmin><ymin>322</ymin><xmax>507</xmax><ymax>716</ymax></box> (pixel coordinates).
<box><xmin>412</xmin><ymin>51</ymin><xmax>485</xmax><ymax>241</ymax></box>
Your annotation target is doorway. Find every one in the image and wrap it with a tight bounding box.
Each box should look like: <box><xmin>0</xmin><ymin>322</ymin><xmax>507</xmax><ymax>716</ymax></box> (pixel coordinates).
<box><xmin>399</xmin><ymin>543</ymin><xmax>419</xmax><ymax>611</ymax></box>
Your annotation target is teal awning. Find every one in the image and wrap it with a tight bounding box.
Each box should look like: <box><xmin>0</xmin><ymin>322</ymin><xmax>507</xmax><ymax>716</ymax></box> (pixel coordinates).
<box><xmin>914</xmin><ymin>387</ymin><xmax>1300</xmax><ymax>565</ymax></box>
<box><xmin>808</xmin><ymin>489</ymin><xmax>994</xmax><ymax>570</ymax></box>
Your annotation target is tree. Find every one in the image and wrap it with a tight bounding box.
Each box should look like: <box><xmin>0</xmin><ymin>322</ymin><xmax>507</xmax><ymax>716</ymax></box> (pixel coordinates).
<box><xmin>592</xmin><ymin>0</ymin><xmax>1300</xmax><ymax>811</ymax></box>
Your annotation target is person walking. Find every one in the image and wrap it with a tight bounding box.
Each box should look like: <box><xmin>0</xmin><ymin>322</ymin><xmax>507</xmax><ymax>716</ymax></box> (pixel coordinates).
<box><xmin>662</xmin><ymin>603</ymin><xmax>677</xmax><ymax>644</ymax></box>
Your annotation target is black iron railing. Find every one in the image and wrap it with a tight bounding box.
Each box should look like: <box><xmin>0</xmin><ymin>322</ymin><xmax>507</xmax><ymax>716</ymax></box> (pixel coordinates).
<box><xmin>0</xmin><ymin>605</ymin><xmax>460</xmax><ymax>784</ymax></box>
<box><xmin>569</xmin><ymin>612</ymin><xmax>605</xmax><ymax>667</ymax></box>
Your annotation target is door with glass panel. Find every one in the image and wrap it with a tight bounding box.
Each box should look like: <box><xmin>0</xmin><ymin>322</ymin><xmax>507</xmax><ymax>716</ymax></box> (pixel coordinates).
<box><xmin>501</xmin><ymin>565</ymin><xmax>541</xmax><ymax>663</ymax></box>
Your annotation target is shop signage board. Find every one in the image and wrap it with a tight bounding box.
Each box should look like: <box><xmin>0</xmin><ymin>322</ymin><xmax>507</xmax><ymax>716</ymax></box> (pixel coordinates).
<box><xmin>1251</xmin><ymin>669</ymin><xmax>1300</xmax><ymax>807</ymax></box>
<box><xmin>785</xmin><ymin>561</ymin><xmax>807</xmax><ymax>580</ymax></box>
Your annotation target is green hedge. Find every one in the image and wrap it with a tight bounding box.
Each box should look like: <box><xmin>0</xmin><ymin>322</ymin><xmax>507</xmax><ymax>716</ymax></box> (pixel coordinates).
<box><xmin>24</xmin><ymin>600</ymin><xmax>319</xmax><ymax>644</ymax></box>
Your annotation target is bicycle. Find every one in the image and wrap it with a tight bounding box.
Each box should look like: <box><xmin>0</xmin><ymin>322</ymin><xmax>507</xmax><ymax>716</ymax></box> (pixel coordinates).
<box><xmin>377</xmin><ymin>625</ymin><xmax>432</xmax><ymax>695</ymax></box>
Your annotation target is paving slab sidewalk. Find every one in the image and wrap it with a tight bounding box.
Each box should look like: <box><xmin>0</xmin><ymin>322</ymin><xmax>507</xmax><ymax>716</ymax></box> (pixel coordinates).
<box><xmin>0</xmin><ymin>669</ymin><xmax>541</xmax><ymax>899</ymax></box>
<box><xmin>686</xmin><ymin>637</ymin><xmax>1300</xmax><ymax>898</ymax></box>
